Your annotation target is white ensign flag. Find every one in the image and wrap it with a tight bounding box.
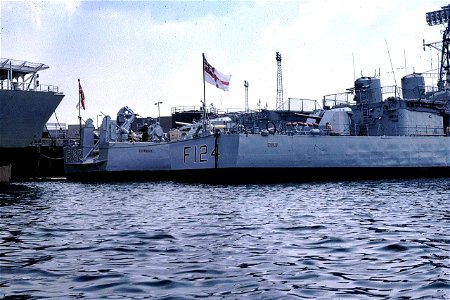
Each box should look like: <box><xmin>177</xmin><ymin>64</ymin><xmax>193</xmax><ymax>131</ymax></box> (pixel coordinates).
<box><xmin>203</xmin><ymin>57</ymin><xmax>231</xmax><ymax>91</ymax></box>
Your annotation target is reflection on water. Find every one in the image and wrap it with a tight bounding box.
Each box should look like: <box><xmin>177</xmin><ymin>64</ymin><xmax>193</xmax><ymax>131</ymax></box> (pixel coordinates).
<box><xmin>0</xmin><ymin>178</ymin><xmax>449</xmax><ymax>299</ymax></box>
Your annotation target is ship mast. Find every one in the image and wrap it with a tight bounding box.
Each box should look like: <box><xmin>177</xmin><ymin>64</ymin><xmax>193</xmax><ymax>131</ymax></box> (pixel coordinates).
<box><xmin>426</xmin><ymin>5</ymin><xmax>450</xmax><ymax>90</ymax></box>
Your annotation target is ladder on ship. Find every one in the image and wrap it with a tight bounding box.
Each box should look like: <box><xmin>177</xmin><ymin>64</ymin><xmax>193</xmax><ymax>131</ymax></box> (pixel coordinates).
<box><xmin>360</xmin><ymin>102</ymin><xmax>369</xmax><ymax>136</ymax></box>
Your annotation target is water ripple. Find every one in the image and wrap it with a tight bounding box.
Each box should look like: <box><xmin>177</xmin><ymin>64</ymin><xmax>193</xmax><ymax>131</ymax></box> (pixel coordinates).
<box><xmin>0</xmin><ymin>178</ymin><xmax>449</xmax><ymax>299</ymax></box>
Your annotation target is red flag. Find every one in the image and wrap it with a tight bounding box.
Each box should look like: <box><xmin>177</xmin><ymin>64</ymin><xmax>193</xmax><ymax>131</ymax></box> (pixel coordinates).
<box><xmin>78</xmin><ymin>79</ymin><xmax>85</xmax><ymax>110</ymax></box>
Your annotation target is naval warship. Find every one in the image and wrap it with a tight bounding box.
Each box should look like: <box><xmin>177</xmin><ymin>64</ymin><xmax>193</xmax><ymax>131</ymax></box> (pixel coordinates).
<box><xmin>64</xmin><ymin>6</ymin><xmax>450</xmax><ymax>183</ymax></box>
<box><xmin>0</xmin><ymin>59</ymin><xmax>65</xmax><ymax>181</ymax></box>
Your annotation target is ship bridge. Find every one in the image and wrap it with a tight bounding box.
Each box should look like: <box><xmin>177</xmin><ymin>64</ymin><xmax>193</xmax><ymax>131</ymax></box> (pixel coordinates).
<box><xmin>0</xmin><ymin>58</ymin><xmax>59</xmax><ymax>92</ymax></box>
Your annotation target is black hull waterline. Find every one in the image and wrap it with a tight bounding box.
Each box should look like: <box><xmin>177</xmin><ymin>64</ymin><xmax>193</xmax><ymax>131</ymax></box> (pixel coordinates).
<box><xmin>64</xmin><ymin>166</ymin><xmax>450</xmax><ymax>184</ymax></box>
<box><xmin>0</xmin><ymin>147</ymin><xmax>65</xmax><ymax>180</ymax></box>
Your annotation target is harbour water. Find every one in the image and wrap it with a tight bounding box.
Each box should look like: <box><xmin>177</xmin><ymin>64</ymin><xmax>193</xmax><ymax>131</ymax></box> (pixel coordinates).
<box><xmin>0</xmin><ymin>178</ymin><xmax>449</xmax><ymax>299</ymax></box>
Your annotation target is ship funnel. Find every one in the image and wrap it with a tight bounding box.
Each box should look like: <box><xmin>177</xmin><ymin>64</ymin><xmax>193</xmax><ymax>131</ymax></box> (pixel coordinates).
<box><xmin>354</xmin><ymin>77</ymin><xmax>382</xmax><ymax>104</ymax></box>
<box><xmin>401</xmin><ymin>73</ymin><xmax>425</xmax><ymax>100</ymax></box>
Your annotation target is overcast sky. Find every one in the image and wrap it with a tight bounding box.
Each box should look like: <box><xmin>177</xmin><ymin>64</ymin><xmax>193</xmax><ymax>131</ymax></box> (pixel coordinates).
<box><xmin>1</xmin><ymin>0</ymin><xmax>446</xmax><ymax>126</ymax></box>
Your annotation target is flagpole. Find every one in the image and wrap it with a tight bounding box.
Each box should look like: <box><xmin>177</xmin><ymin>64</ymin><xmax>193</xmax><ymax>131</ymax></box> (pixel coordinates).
<box><xmin>202</xmin><ymin>53</ymin><xmax>207</xmax><ymax>134</ymax></box>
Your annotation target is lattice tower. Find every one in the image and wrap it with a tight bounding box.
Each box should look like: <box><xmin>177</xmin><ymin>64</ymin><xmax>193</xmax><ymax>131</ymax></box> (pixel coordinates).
<box><xmin>276</xmin><ymin>52</ymin><xmax>284</xmax><ymax>110</ymax></box>
<box><xmin>426</xmin><ymin>5</ymin><xmax>450</xmax><ymax>90</ymax></box>
<box><xmin>244</xmin><ymin>80</ymin><xmax>249</xmax><ymax>112</ymax></box>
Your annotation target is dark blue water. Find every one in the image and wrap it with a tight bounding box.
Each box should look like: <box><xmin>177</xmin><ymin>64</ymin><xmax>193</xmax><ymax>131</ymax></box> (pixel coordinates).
<box><xmin>0</xmin><ymin>178</ymin><xmax>449</xmax><ymax>299</ymax></box>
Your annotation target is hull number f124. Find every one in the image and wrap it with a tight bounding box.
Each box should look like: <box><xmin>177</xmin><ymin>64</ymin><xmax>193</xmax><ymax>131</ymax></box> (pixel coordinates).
<box><xmin>183</xmin><ymin>145</ymin><xmax>219</xmax><ymax>163</ymax></box>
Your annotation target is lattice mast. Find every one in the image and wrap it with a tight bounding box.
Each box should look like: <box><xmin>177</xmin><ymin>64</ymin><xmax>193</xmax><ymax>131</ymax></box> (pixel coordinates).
<box><xmin>426</xmin><ymin>5</ymin><xmax>450</xmax><ymax>90</ymax></box>
<box><xmin>244</xmin><ymin>80</ymin><xmax>249</xmax><ymax>112</ymax></box>
<box><xmin>276</xmin><ymin>52</ymin><xmax>284</xmax><ymax>110</ymax></box>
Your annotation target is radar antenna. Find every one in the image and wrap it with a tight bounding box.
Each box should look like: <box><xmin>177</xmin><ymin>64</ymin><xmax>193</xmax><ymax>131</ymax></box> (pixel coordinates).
<box><xmin>426</xmin><ymin>5</ymin><xmax>450</xmax><ymax>90</ymax></box>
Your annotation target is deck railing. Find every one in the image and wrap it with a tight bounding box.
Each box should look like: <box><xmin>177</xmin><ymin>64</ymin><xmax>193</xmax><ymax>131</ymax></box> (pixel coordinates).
<box><xmin>322</xmin><ymin>85</ymin><xmax>439</xmax><ymax>108</ymax></box>
<box><xmin>0</xmin><ymin>80</ymin><xmax>60</xmax><ymax>93</ymax></box>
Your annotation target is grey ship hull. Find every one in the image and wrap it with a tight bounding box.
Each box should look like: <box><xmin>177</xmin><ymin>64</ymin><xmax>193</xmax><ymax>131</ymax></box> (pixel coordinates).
<box><xmin>0</xmin><ymin>90</ymin><xmax>64</xmax><ymax>179</ymax></box>
<box><xmin>64</xmin><ymin>133</ymin><xmax>450</xmax><ymax>182</ymax></box>
<box><xmin>0</xmin><ymin>90</ymin><xmax>64</xmax><ymax>148</ymax></box>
